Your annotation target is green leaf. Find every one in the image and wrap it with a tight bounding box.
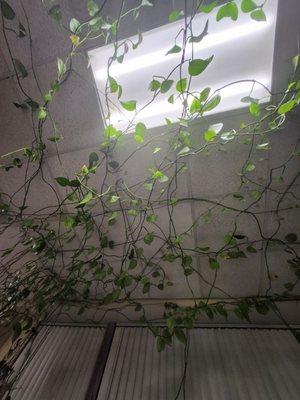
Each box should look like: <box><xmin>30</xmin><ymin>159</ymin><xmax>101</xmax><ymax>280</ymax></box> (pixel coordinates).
<box><xmin>32</xmin><ymin>239</ymin><xmax>46</xmax><ymax>254</ymax></box>
<box><xmin>257</xmin><ymin>141</ymin><xmax>270</xmax><ymax>150</ymax></box>
<box><xmin>149</xmin><ymin>79</ymin><xmax>161</xmax><ymax>91</ymax></box>
<box><xmin>55</xmin><ymin>177</ymin><xmax>70</xmax><ymax>187</ymax></box>
<box><xmin>284</xmin><ymin>282</ymin><xmax>294</xmax><ymax>291</ymax></box>
<box><xmin>255</xmin><ymin>302</ymin><xmax>269</xmax><ymax>315</ymax></box>
<box><xmin>224</xmin><ymin>234</ymin><xmax>237</xmax><ymax>246</ymax></box>
<box><xmin>250</xmin><ymin>190</ymin><xmax>261</xmax><ymax>200</ymax></box>
<box><xmin>141</xmin><ymin>0</ymin><xmax>153</xmax><ymax>6</ymax></box>
<box><xmin>157</xmin><ymin>337</ymin><xmax>165</xmax><ymax>352</ymax></box>
<box><xmin>216</xmin><ymin>304</ymin><xmax>228</xmax><ymax>318</ymax></box>
<box><xmin>94</xmin><ymin>269</ymin><xmax>106</xmax><ymax>280</ymax></box>
<box><xmin>38</xmin><ymin>107</ymin><xmax>47</xmax><ymax>120</ymax></box>
<box><xmin>142</xmin><ymin>281</ymin><xmax>150</xmax><ymax>293</ymax></box>
<box><xmin>182</xmin><ymin>255</ymin><xmax>192</xmax><ymax>268</ymax></box>
<box><xmin>245</xmin><ymin>162</ymin><xmax>255</xmax><ymax>172</ymax></box>
<box><xmin>129</xmin><ymin>259</ymin><xmax>137</xmax><ymax>269</ymax></box>
<box><xmin>204</xmin><ymin>126</ymin><xmax>217</xmax><ymax>142</ymax></box>
<box><xmin>278</xmin><ymin>100</ymin><xmax>296</xmax><ymax>115</ymax></box>
<box><xmin>128</xmin><ymin>209</ymin><xmax>137</xmax><ymax>216</ymax></box>
<box><xmin>89</xmin><ymin>15</ymin><xmax>102</xmax><ymax>27</ymax></box>
<box><xmin>220</xmin><ymin>130</ymin><xmax>236</xmax><ymax>141</ymax></box>
<box><xmin>200</xmin><ymin>87</ymin><xmax>211</xmax><ymax>102</ymax></box>
<box><xmin>166</xmin><ymin>317</ymin><xmax>175</xmax><ymax>334</ymax></box>
<box><xmin>109</xmin><ymin>76</ymin><xmax>118</xmax><ymax>93</ymax></box>
<box><xmin>202</xmin><ymin>95</ymin><xmax>221</xmax><ymax>112</ymax></box>
<box><xmin>241</xmin><ymin>95</ymin><xmax>258</xmax><ymax>103</ymax></box>
<box><xmin>163</xmin><ymin>254</ymin><xmax>178</xmax><ymax>262</ymax></box>
<box><xmin>132</xmin><ymin>30</ymin><xmax>143</xmax><ymax>49</ymax></box>
<box><xmin>251</xmin><ymin>8</ymin><xmax>266</xmax><ymax>21</ymax></box>
<box><xmin>285</xmin><ymin>233</ymin><xmax>297</xmax><ymax>243</ymax></box>
<box><xmin>166</xmin><ymin>44</ymin><xmax>182</xmax><ymax>55</ymax></box>
<box><xmin>160</xmin><ymin>79</ymin><xmax>174</xmax><ymax>93</ymax></box>
<box><xmin>0</xmin><ymin>203</ymin><xmax>9</xmax><ymax>213</ymax></box>
<box><xmin>89</xmin><ymin>152</ymin><xmax>99</xmax><ymax>168</ymax></box>
<box><xmin>57</xmin><ymin>58</ymin><xmax>66</xmax><ymax>78</ymax></box>
<box><xmin>134</xmin><ymin>132</ymin><xmax>144</xmax><ymax>143</ymax></box>
<box><xmin>87</xmin><ymin>0</ymin><xmax>99</xmax><ymax>16</ymax></box>
<box><xmin>13</xmin><ymin>158</ymin><xmax>21</xmax><ymax>167</ymax></box>
<box><xmin>104</xmin><ymin>124</ymin><xmax>119</xmax><ymax>138</ymax></box>
<box><xmin>134</xmin><ymin>122</ymin><xmax>146</xmax><ymax>143</ymax></box>
<box><xmin>249</xmin><ymin>101</ymin><xmax>260</xmax><ymax>117</ymax></box>
<box><xmin>143</xmin><ymin>182</ymin><xmax>154</xmax><ymax>191</ymax></box>
<box><xmin>108</xmin><ymin>211</ymin><xmax>117</xmax><ymax>225</ymax></box>
<box><xmin>178</xmin><ymin>146</ymin><xmax>190</xmax><ymax>155</ymax></box>
<box><xmin>100</xmin><ymin>235</ymin><xmax>108</xmax><ymax>248</ymax></box>
<box><xmin>23</xmin><ymin>148</ymin><xmax>31</xmax><ymax>158</ymax></box>
<box><xmin>70</xmin><ymin>33</ymin><xmax>80</xmax><ymax>46</ymax></box>
<box><xmin>152</xmin><ymin>170</ymin><xmax>169</xmax><ymax>183</ymax></box>
<box><xmin>241</xmin><ymin>0</ymin><xmax>257</xmax><ymax>12</ymax></box>
<box><xmin>144</xmin><ymin>232</ymin><xmax>154</xmax><ymax>245</ymax></box>
<box><xmin>246</xmin><ymin>245</ymin><xmax>257</xmax><ymax>253</ymax></box>
<box><xmin>204</xmin><ymin>129</ymin><xmax>217</xmax><ymax>142</ymax></box>
<box><xmin>14</xmin><ymin>59</ymin><xmax>28</xmax><ymax>78</ymax></box>
<box><xmin>216</xmin><ymin>2</ymin><xmax>238</xmax><ymax>21</ymax></box>
<box><xmin>199</xmin><ymin>1</ymin><xmax>218</xmax><ymax>13</ymax></box>
<box><xmin>168</xmin><ymin>94</ymin><xmax>174</xmax><ymax>104</ymax></box>
<box><xmin>44</xmin><ymin>91</ymin><xmax>52</xmax><ymax>102</ymax></box>
<box><xmin>64</xmin><ymin>216</ymin><xmax>77</xmax><ymax>229</ymax></box>
<box><xmin>81</xmin><ymin>164</ymin><xmax>89</xmax><ymax>176</ymax></box>
<box><xmin>70</xmin><ymin>18</ymin><xmax>80</xmax><ymax>32</ymax></box>
<box><xmin>174</xmin><ymin>327</ymin><xmax>187</xmax><ymax>343</ymax></box>
<box><xmin>233</xmin><ymin>192</ymin><xmax>244</xmax><ymax>200</ymax></box>
<box><xmin>168</xmin><ymin>10</ymin><xmax>183</xmax><ymax>22</ymax></box>
<box><xmin>189</xmin><ymin>98</ymin><xmax>201</xmax><ymax>114</ymax></box>
<box><xmin>189</xmin><ymin>20</ymin><xmax>208</xmax><ymax>43</ymax></box>
<box><xmin>146</xmin><ymin>214</ymin><xmax>158</xmax><ymax>223</ymax></box>
<box><xmin>165</xmin><ymin>118</ymin><xmax>173</xmax><ymax>128</ymax></box>
<box><xmin>18</xmin><ymin>23</ymin><xmax>26</xmax><ymax>39</ymax></box>
<box><xmin>110</xmin><ymin>195</ymin><xmax>119</xmax><ymax>203</ymax></box>
<box><xmin>209</xmin><ymin>258</ymin><xmax>219</xmax><ymax>270</ymax></box>
<box><xmin>292</xmin><ymin>55</ymin><xmax>300</xmax><ymax>71</ymax></box>
<box><xmin>120</xmin><ymin>100</ymin><xmax>136</xmax><ymax>111</ymax></box>
<box><xmin>51</xmin><ymin>80</ymin><xmax>60</xmax><ymax>92</ymax></box>
<box><xmin>188</xmin><ymin>56</ymin><xmax>213</xmax><ymax>76</ymax></box>
<box><xmin>1</xmin><ymin>1</ymin><xmax>15</xmax><ymax>19</ymax></box>
<box><xmin>78</xmin><ymin>191</ymin><xmax>93</xmax><ymax>206</ymax></box>
<box><xmin>227</xmin><ymin>250</ymin><xmax>247</xmax><ymax>259</ymax></box>
<box><xmin>108</xmin><ymin>160</ymin><xmax>119</xmax><ymax>169</ymax></box>
<box><xmin>176</xmin><ymin>78</ymin><xmax>187</xmax><ymax>93</ymax></box>
<box><xmin>49</xmin><ymin>5</ymin><xmax>61</xmax><ymax>22</ymax></box>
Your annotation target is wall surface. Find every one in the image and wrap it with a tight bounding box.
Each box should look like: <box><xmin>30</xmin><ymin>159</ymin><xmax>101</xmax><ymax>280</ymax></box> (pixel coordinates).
<box><xmin>10</xmin><ymin>325</ymin><xmax>105</xmax><ymax>400</ymax></box>
<box><xmin>0</xmin><ymin>0</ymin><xmax>299</xmax><ymax>324</ymax></box>
<box><xmin>8</xmin><ymin>324</ymin><xmax>300</xmax><ymax>400</ymax></box>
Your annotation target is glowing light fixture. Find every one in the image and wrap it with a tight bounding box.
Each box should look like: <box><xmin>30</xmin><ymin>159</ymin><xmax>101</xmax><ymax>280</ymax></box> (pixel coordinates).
<box><xmin>89</xmin><ymin>0</ymin><xmax>278</xmax><ymax>130</ymax></box>
<box><xmin>95</xmin><ymin>21</ymin><xmax>270</xmax><ymax>80</ymax></box>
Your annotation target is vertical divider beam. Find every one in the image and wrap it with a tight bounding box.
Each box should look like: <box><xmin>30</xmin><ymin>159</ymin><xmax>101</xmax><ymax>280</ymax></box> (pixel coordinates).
<box><xmin>85</xmin><ymin>323</ymin><xmax>116</xmax><ymax>400</ymax></box>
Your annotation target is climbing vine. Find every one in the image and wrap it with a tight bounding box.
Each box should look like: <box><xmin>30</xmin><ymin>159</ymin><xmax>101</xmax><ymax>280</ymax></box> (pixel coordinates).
<box><xmin>0</xmin><ymin>0</ymin><xmax>299</xmax><ymax>395</ymax></box>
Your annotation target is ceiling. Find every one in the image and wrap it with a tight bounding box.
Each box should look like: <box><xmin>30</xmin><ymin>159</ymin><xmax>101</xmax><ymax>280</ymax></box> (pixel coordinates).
<box><xmin>0</xmin><ymin>0</ymin><xmax>299</xmax><ymax>325</ymax></box>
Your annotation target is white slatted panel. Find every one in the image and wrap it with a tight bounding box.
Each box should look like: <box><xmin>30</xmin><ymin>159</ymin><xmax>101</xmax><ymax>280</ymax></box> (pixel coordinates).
<box><xmin>98</xmin><ymin>327</ymin><xmax>300</xmax><ymax>400</ymax></box>
<box><xmin>11</xmin><ymin>325</ymin><xmax>105</xmax><ymax>400</ymax></box>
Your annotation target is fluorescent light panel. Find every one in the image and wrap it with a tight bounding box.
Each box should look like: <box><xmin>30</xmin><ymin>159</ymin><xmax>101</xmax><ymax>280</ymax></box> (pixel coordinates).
<box><xmin>89</xmin><ymin>0</ymin><xmax>278</xmax><ymax>130</ymax></box>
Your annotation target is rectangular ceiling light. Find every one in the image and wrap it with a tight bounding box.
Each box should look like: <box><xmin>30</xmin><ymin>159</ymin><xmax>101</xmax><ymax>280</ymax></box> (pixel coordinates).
<box><xmin>89</xmin><ymin>0</ymin><xmax>278</xmax><ymax>130</ymax></box>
